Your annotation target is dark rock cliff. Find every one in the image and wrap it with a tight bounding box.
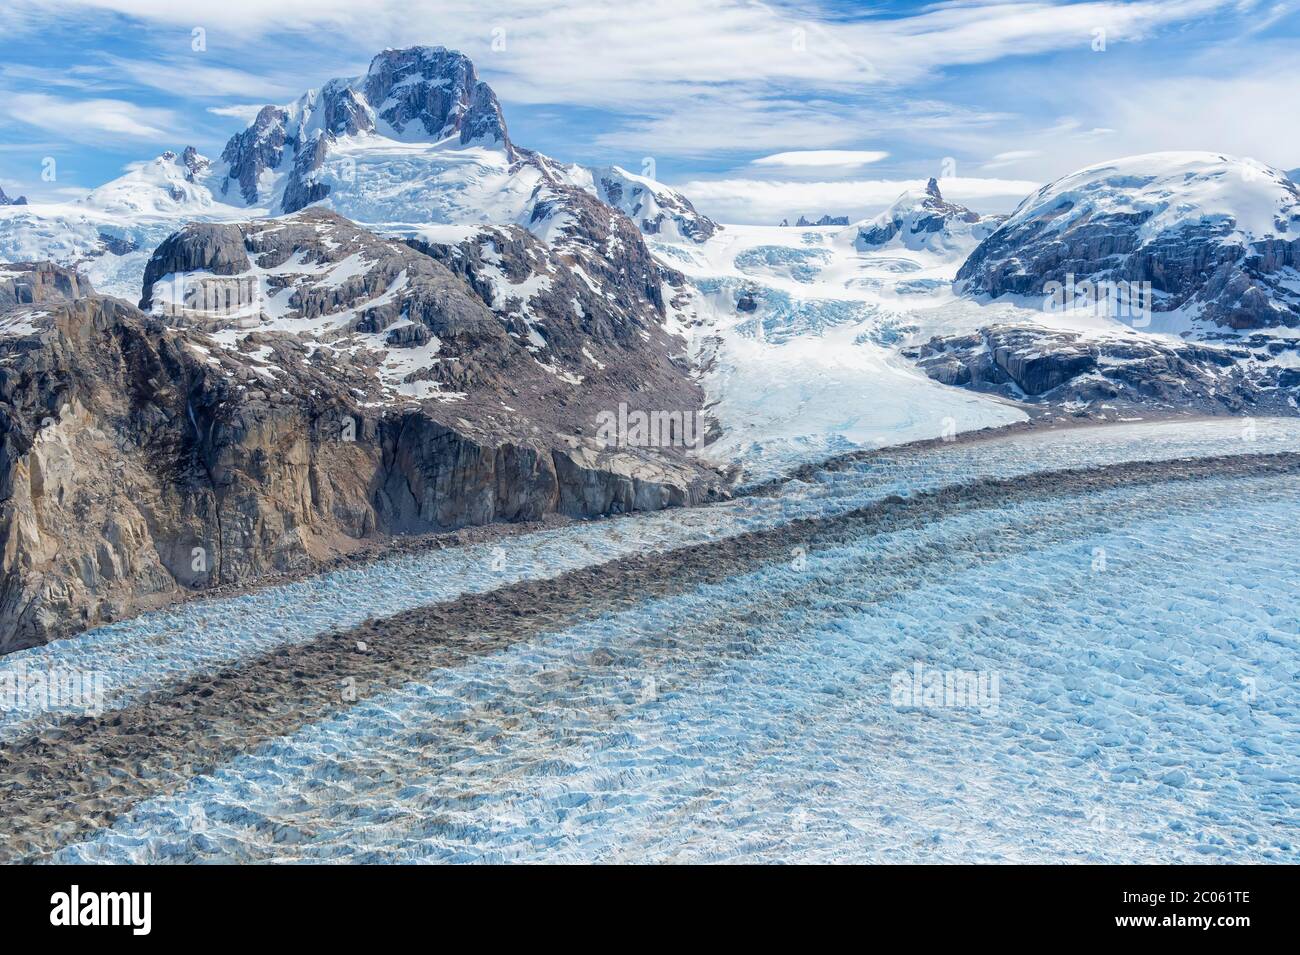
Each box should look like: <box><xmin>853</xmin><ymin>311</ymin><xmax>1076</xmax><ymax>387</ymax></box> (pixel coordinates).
<box><xmin>1</xmin><ymin>229</ymin><xmax>725</xmax><ymax>650</ymax></box>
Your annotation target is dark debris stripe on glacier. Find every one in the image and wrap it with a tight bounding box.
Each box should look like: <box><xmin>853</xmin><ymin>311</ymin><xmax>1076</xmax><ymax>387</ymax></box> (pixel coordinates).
<box><xmin>3</xmin><ymin>451</ymin><xmax>1300</xmax><ymax>862</ymax></box>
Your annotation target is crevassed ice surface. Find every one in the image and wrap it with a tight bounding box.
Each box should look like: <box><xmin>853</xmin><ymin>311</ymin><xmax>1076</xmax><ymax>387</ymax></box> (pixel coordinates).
<box><xmin>49</xmin><ymin>423</ymin><xmax>1300</xmax><ymax>864</ymax></box>
<box><xmin>4</xmin><ymin>417</ymin><xmax>1298</xmax><ymax>738</ymax></box>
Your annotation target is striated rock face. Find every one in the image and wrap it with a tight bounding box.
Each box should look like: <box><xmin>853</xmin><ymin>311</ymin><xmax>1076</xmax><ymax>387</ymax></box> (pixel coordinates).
<box><xmin>956</xmin><ymin>153</ymin><xmax>1300</xmax><ymax>330</ymax></box>
<box><xmin>908</xmin><ymin>323</ymin><xmax>1297</xmax><ymax>412</ymax></box>
<box><xmin>1</xmin><ymin>261</ymin><xmax>90</xmax><ymax>307</ymax></box>
<box><xmin>0</xmin><ymin>206</ymin><xmax>725</xmax><ymax>649</ymax></box>
<box><xmin>219</xmin><ymin>106</ymin><xmax>291</xmax><ymax>207</ymax></box>
<box><xmin>363</xmin><ymin>47</ymin><xmax>510</xmax><ymax>152</ymax></box>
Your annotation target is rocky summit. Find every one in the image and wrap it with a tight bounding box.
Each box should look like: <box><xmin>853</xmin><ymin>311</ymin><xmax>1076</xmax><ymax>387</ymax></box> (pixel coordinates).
<box><xmin>219</xmin><ymin>47</ymin><xmax>513</xmax><ymax>212</ymax></box>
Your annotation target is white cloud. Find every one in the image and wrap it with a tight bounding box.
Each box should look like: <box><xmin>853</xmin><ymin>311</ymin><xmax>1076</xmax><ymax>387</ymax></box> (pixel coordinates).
<box><xmin>982</xmin><ymin>149</ymin><xmax>1043</xmax><ymax>170</ymax></box>
<box><xmin>8</xmin><ymin>1</ymin><xmax>1239</xmax><ymax>107</ymax></box>
<box><xmin>752</xmin><ymin>150</ymin><xmax>889</xmax><ymax>168</ymax></box>
<box><xmin>590</xmin><ymin>97</ymin><xmax>882</xmax><ymax>157</ymax></box>
<box><xmin>0</xmin><ymin>92</ymin><xmax>177</xmax><ymax>140</ymax></box>
<box><xmin>930</xmin><ymin>45</ymin><xmax>1300</xmax><ymax>181</ymax></box>
<box><xmin>1074</xmin><ymin>56</ymin><xmax>1300</xmax><ymax>171</ymax></box>
<box><xmin>102</xmin><ymin>55</ymin><xmax>299</xmax><ymax>100</ymax></box>
<box><xmin>590</xmin><ymin>92</ymin><xmax>1007</xmax><ymax>158</ymax></box>
<box><xmin>0</xmin><ymin>0</ymin><xmax>1273</xmax><ymax>184</ymax></box>
<box><xmin>673</xmin><ymin>175</ymin><xmax>1041</xmax><ymax>225</ymax></box>
<box><xmin>207</xmin><ymin>104</ymin><xmax>271</xmax><ymax>123</ymax></box>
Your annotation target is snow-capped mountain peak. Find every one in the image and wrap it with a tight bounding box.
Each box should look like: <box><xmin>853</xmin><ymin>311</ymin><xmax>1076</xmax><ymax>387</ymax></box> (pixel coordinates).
<box><xmin>1001</xmin><ymin>151</ymin><xmax>1299</xmax><ymax>242</ymax></box>
<box><xmin>363</xmin><ymin>46</ymin><xmax>511</xmax><ymax>151</ymax></box>
<box><xmin>580</xmin><ymin>164</ymin><xmax>717</xmax><ymax>243</ymax></box>
<box><xmin>81</xmin><ymin>148</ymin><xmax>219</xmax><ymax>217</ymax></box>
<box><xmin>0</xmin><ymin>44</ymin><xmax>719</xmax><ymax>298</ymax></box>
<box><xmin>850</xmin><ymin>177</ymin><xmax>994</xmax><ymax>253</ymax></box>
<box><xmin>211</xmin><ymin>45</ymin><xmax>514</xmax><ymax>215</ymax></box>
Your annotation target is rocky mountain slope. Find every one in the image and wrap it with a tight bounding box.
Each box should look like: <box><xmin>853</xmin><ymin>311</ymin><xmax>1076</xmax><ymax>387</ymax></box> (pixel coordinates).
<box><xmin>906</xmin><ymin>324</ymin><xmax>1299</xmax><ymax>413</ymax></box>
<box><xmin>0</xmin><ymin>46</ymin><xmax>733</xmax><ymax>650</ymax></box>
<box><xmin>0</xmin><ymin>204</ymin><xmax>723</xmax><ymax>650</ymax></box>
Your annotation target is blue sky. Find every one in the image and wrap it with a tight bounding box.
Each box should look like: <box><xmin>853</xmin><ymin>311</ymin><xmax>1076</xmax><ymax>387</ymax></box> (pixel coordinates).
<box><xmin>2</xmin><ymin>0</ymin><xmax>1297</xmax><ymax>221</ymax></box>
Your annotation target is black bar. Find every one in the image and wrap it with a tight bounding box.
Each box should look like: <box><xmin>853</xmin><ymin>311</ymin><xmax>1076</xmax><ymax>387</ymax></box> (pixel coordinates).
<box><xmin>2</xmin><ymin>864</ymin><xmax>1285</xmax><ymax>941</ymax></box>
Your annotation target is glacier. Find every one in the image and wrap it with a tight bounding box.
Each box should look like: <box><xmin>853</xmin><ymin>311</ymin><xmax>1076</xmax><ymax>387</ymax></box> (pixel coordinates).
<box><xmin>23</xmin><ymin>418</ymin><xmax>1300</xmax><ymax>864</ymax></box>
<box><xmin>6</xmin><ymin>417</ymin><xmax>1297</xmax><ymax>739</ymax></box>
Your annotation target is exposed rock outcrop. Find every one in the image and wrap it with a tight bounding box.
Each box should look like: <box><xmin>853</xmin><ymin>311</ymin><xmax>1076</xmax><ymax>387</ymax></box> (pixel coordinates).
<box><xmin>1</xmin><ymin>261</ymin><xmax>90</xmax><ymax>307</ymax></box>
<box><xmin>590</xmin><ymin>166</ymin><xmax>718</xmax><ymax>243</ymax></box>
<box><xmin>783</xmin><ymin>214</ymin><xmax>849</xmax><ymax>227</ymax></box>
<box><xmin>364</xmin><ymin>47</ymin><xmax>511</xmax><ymax>152</ymax></box>
<box><xmin>141</xmin><ymin>224</ymin><xmax>251</xmax><ymax>296</ymax></box>
<box><xmin>219</xmin><ymin>106</ymin><xmax>291</xmax><ymax>207</ymax></box>
<box><xmin>908</xmin><ymin>323</ymin><xmax>1296</xmax><ymax>413</ymax></box>
<box><xmin>0</xmin><ymin>186</ymin><xmax>27</xmax><ymax>207</ymax></box>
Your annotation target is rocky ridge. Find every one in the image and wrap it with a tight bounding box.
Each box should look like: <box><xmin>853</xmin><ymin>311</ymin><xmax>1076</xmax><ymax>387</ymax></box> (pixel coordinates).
<box><xmin>0</xmin><ymin>206</ymin><xmax>724</xmax><ymax>650</ymax></box>
<box><xmin>907</xmin><ymin>324</ymin><xmax>1297</xmax><ymax>413</ymax></box>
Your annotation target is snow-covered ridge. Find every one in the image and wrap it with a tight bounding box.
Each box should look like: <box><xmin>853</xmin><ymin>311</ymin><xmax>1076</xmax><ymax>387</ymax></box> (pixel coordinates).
<box><xmin>1005</xmin><ymin>152</ymin><xmax>1298</xmax><ymax>240</ymax></box>
<box><xmin>957</xmin><ymin>152</ymin><xmax>1300</xmax><ymax>331</ymax></box>
<box><xmin>582</xmin><ymin>164</ymin><xmax>717</xmax><ymax>243</ymax></box>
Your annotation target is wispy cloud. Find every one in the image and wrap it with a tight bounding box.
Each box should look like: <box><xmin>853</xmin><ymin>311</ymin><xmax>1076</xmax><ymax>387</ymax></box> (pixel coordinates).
<box><xmin>0</xmin><ymin>92</ymin><xmax>178</xmax><ymax>140</ymax></box>
<box><xmin>981</xmin><ymin>149</ymin><xmax>1043</xmax><ymax>170</ymax></box>
<box><xmin>752</xmin><ymin>150</ymin><xmax>889</xmax><ymax>168</ymax></box>
<box><xmin>923</xmin><ymin>40</ymin><xmax>1300</xmax><ymax>179</ymax></box>
<box><xmin>101</xmin><ymin>54</ymin><xmax>299</xmax><ymax>100</ymax></box>
<box><xmin>8</xmin><ymin>1</ymin><xmax>1242</xmax><ymax>105</ymax></box>
<box><xmin>0</xmin><ymin>0</ymin><xmax>1289</xmax><ymax>192</ymax></box>
<box><xmin>0</xmin><ymin>63</ymin><xmax>111</xmax><ymax>91</ymax></box>
<box><xmin>207</xmin><ymin>104</ymin><xmax>270</xmax><ymax>123</ymax></box>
